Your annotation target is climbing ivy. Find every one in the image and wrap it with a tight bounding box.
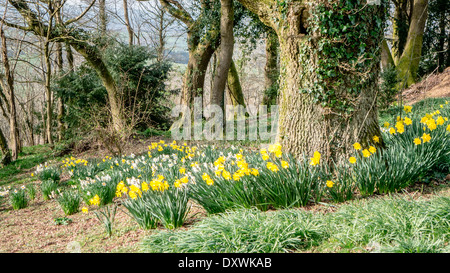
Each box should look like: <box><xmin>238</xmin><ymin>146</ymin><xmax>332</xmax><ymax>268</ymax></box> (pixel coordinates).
<box><xmin>299</xmin><ymin>0</ymin><xmax>389</xmax><ymax>114</ymax></box>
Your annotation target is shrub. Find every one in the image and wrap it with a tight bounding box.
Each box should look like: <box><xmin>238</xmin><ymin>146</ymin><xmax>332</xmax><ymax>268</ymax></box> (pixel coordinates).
<box><xmin>57</xmin><ymin>190</ymin><xmax>81</xmax><ymax>215</ymax></box>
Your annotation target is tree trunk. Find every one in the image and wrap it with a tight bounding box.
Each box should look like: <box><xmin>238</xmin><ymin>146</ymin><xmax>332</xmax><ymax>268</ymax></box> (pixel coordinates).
<box><xmin>99</xmin><ymin>0</ymin><xmax>107</xmax><ymax>34</ymax></box>
<box><xmin>227</xmin><ymin>59</ymin><xmax>246</xmax><ymax>107</ymax></box>
<box><xmin>123</xmin><ymin>0</ymin><xmax>134</xmax><ymax>45</ymax></box>
<box><xmin>381</xmin><ymin>39</ymin><xmax>395</xmax><ymax>71</ymax></box>
<box><xmin>44</xmin><ymin>40</ymin><xmax>53</xmax><ymax>145</ymax></box>
<box><xmin>238</xmin><ymin>0</ymin><xmax>386</xmax><ymax>161</ymax></box>
<box><xmin>210</xmin><ymin>0</ymin><xmax>234</xmax><ymax>114</ymax></box>
<box><xmin>263</xmin><ymin>30</ymin><xmax>279</xmax><ymax>105</ymax></box>
<box><xmin>1</xmin><ymin>24</ymin><xmax>20</xmax><ymax>160</ymax></box>
<box><xmin>392</xmin><ymin>0</ymin><xmax>410</xmax><ymax>64</ymax></box>
<box><xmin>0</xmin><ymin>127</ymin><xmax>11</xmax><ymax>165</ymax></box>
<box><xmin>56</xmin><ymin>42</ymin><xmax>65</xmax><ymax>142</ymax></box>
<box><xmin>396</xmin><ymin>0</ymin><xmax>429</xmax><ymax>89</ymax></box>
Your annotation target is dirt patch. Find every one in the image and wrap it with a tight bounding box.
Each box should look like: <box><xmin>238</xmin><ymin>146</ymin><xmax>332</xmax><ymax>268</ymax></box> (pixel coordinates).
<box><xmin>402</xmin><ymin>67</ymin><xmax>450</xmax><ymax>104</ymax></box>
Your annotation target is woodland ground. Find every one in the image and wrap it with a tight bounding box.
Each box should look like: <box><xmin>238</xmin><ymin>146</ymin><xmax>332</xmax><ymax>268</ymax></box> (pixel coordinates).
<box><xmin>0</xmin><ymin>69</ymin><xmax>449</xmax><ymax>253</ymax></box>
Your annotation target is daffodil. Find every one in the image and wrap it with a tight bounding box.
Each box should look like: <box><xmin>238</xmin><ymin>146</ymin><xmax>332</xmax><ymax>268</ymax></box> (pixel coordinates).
<box><xmin>281</xmin><ymin>160</ymin><xmax>289</xmax><ymax>169</ymax></box>
<box><xmin>413</xmin><ymin>138</ymin><xmax>421</xmax><ymax>145</ymax></box>
<box><xmin>267</xmin><ymin>162</ymin><xmax>279</xmax><ymax>172</ymax></box>
<box><xmin>82</xmin><ymin>207</ymin><xmax>89</xmax><ymax>214</ymax></box>
<box><xmin>422</xmin><ymin>133</ymin><xmax>431</xmax><ymax>143</ymax></box>
<box><xmin>353</xmin><ymin>142</ymin><xmax>362</xmax><ymax>150</ymax></box>
<box><xmin>326</xmin><ymin>180</ymin><xmax>335</xmax><ymax>188</ymax></box>
<box><xmin>369</xmin><ymin>146</ymin><xmax>376</xmax><ymax>154</ymax></box>
<box><xmin>362</xmin><ymin>149</ymin><xmax>371</xmax><ymax>158</ymax></box>
<box><xmin>404</xmin><ymin>117</ymin><xmax>412</xmax><ymax>126</ymax></box>
<box><xmin>373</xmin><ymin>136</ymin><xmax>380</xmax><ymax>143</ymax></box>
<box><xmin>310</xmin><ymin>151</ymin><xmax>321</xmax><ymax>166</ymax></box>
<box><xmin>404</xmin><ymin>105</ymin><xmax>412</xmax><ymax>113</ymax></box>
<box><xmin>349</xmin><ymin>157</ymin><xmax>357</xmax><ymax>164</ymax></box>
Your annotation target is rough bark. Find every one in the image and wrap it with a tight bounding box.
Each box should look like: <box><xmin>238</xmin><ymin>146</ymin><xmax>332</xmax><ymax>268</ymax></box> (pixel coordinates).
<box><xmin>238</xmin><ymin>0</ymin><xmax>384</xmax><ymax>161</ymax></box>
<box><xmin>396</xmin><ymin>0</ymin><xmax>429</xmax><ymax>88</ymax></box>
<box><xmin>262</xmin><ymin>29</ymin><xmax>279</xmax><ymax>105</ymax></box>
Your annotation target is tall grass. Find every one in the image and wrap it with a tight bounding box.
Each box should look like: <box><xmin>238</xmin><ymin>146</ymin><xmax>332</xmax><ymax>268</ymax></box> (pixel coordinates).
<box><xmin>141</xmin><ymin>194</ymin><xmax>450</xmax><ymax>253</ymax></box>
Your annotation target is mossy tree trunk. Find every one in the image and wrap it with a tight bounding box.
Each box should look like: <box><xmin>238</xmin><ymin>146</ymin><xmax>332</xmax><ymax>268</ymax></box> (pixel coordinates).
<box><xmin>227</xmin><ymin>60</ymin><xmax>246</xmax><ymax>107</ymax></box>
<box><xmin>237</xmin><ymin>0</ymin><xmax>386</xmax><ymax>162</ymax></box>
<box><xmin>210</xmin><ymin>0</ymin><xmax>234</xmax><ymax>114</ymax></box>
<box><xmin>395</xmin><ymin>0</ymin><xmax>429</xmax><ymax>89</ymax></box>
<box><xmin>262</xmin><ymin>29</ymin><xmax>280</xmax><ymax>105</ymax></box>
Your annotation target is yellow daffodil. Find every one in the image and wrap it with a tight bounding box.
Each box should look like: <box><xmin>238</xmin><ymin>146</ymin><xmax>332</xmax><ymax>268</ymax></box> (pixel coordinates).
<box><xmin>310</xmin><ymin>151</ymin><xmax>321</xmax><ymax>166</ymax></box>
<box><xmin>326</xmin><ymin>180</ymin><xmax>335</xmax><ymax>188</ymax></box>
<box><xmin>373</xmin><ymin>136</ymin><xmax>380</xmax><ymax>143</ymax></box>
<box><xmin>404</xmin><ymin>105</ymin><xmax>412</xmax><ymax>113</ymax></box>
<box><xmin>82</xmin><ymin>207</ymin><xmax>89</xmax><ymax>214</ymax></box>
<box><xmin>266</xmin><ymin>162</ymin><xmax>279</xmax><ymax>172</ymax></box>
<box><xmin>422</xmin><ymin>133</ymin><xmax>431</xmax><ymax>143</ymax></box>
<box><xmin>349</xmin><ymin>157</ymin><xmax>357</xmax><ymax>164</ymax></box>
<box><xmin>353</xmin><ymin>142</ymin><xmax>362</xmax><ymax>150</ymax></box>
<box><xmin>369</xmin><ymin>146</ymin><xmax>376</xmax><ymax>154</ymax></box>
<box><xmin>281</xmin><ymin>160</ymin><xmax>289</xmax><ymax>169</ymax></box>
<box><xmin>404</xmin><ymin>117</ymin><xmax>412</xmax><ymax>126</ymax></box>
<box><xmin>413</xmin><ymin>138</ymin><xmax>421</xmax><ymax>145</ymax></box>
<box><xmin>362</xmin><ymin>149</ymin><xmax>371</xmax><ymax>158</ymax></box>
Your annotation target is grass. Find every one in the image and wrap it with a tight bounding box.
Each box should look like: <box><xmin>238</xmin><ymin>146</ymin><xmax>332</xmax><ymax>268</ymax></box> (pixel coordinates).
<box><xmin>141</xmin><ymin>187</ymin><xmax>450</xmax><ymax>253</ymax></box>
<box><xmin>0</xmin><ymin>145</ymin><xmax>61</xmax><ymax>186</ymax></box>
<box><xmin>379</xmin><ymin>97</ymin><xmax>449</xmax><ymax>126</ymax></box>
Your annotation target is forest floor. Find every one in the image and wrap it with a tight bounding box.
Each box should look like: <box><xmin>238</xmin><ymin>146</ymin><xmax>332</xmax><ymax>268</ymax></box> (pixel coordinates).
<box><xmin>1</xmin><ymin>69</ymin><xmax>450</xmax><ymax>253</ymax></box>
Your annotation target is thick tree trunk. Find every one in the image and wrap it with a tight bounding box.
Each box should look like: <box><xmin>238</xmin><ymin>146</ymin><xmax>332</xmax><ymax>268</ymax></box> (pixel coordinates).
<box><xmin>238</xmin><ymin>0</ymin><xmax>385</xmax><ymax>161</ymax></box>
<box><xmin>210</xmin><ymin>0</ymin><xmax>234</xmax><ymax>113</ymax></box>
<box><xmin>396</xmin><ymin>0</ymin><xmax>429</xmax><ymax>88</ymax></box>
<box><xmin>227</xmin><ymin>60</ymin><xmax>246</xmax><ymax>107</ymax></box>
<box><xmin>263</xmin><ymin>30</ymin><xmax>279</xmax><ymax>105</ymax></box>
